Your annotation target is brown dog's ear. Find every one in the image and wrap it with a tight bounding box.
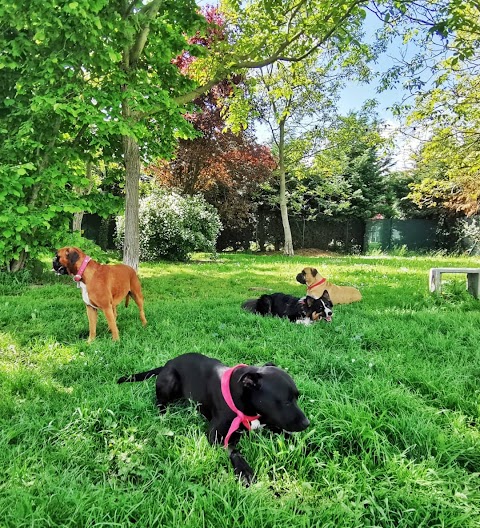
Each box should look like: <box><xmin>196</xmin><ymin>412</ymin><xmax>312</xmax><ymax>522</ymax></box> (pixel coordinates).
<box><xmin>67</xmin><ymin>248</ymin><xmax>80</xmax><ymax>266</ymax></box>
<box><xmin>311</xmin><ymin>268</ymin><xmax>318</xmax><ymax>277</ymax></box>
<box><xmin>239</xmin><ymin>372</ymin><xmax>262</xmax><ymax>390</ymax></box>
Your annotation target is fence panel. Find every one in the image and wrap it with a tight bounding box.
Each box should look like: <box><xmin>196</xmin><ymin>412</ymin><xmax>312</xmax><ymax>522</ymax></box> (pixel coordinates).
<box><xmin>365</xmin><ymin>218</ymin><xmax>438</xmax><ymax>251</ymax></box>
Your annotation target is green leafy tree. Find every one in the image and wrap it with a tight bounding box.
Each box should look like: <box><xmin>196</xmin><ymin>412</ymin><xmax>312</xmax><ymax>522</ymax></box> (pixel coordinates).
<box><xmin>375</xmin><ymin>2</ymin><xmax>480</xmax><ymax>216</ymax></box>
<box><xmin>247</xmin><ymin>35</ymin><xmax>373</xmax><ymax>253</ymax></box>
<box><xmin>406</xmin><ymin>52</ymin><xmax>480</xmax><ymax>214</ymax></box>
<box><xmin>260</xmin><ymin>109</ymin><xmax>393</xmax><ymax>222</ymax></box>
<box><xmin>0</xmin><ymin>0</ymin><xmax>204</xmax><ymax>271</ymax></box>
<box><xmin>310</xmin><ymin>110</ymin><xmax>393</xmax><ymax>219</ymax></box>
<box><xmin>256</xmin><ymin>63</ymin><xmax>336</xmax><ymax>255</ymax></box>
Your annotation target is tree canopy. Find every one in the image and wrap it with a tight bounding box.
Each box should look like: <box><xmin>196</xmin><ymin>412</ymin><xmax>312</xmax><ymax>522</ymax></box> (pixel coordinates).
<box><xmin>1</xmin><ymin>0</ymin><xmax>479</xmax><ymax>269</ymax></box>
<box><xmin>405</xmin><ymin>10</ymin><xmax>480</xmax><ymax>216</ymax></box>
<box><xmin>0</xmin><ymin>0</ymin><xmax>205</xmax><ymax>270</ymax></box>
<box><xmin>376</xmin><ymin>2</ymin><xmax>480</xmax><ymax>216</ymax></box>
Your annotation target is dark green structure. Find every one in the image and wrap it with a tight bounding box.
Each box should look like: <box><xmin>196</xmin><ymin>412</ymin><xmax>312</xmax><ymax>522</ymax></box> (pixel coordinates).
<box><xmin>364</xmin><ymin>219</ymin><xmax>438</xmax><ymax>252</ymax></box>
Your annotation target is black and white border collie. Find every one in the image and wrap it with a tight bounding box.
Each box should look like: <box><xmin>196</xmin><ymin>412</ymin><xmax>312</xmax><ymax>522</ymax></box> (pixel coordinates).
<box><xmin>242</xmin><ymin>290</ymin><xmax>333</xmax><ymax>324</ymax></box>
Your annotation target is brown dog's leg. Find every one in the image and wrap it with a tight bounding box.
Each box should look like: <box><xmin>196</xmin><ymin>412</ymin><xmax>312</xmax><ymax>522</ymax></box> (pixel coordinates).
<box><xmin>103</xmin><ymin>305</ymin><xmax>120</xmax><ymax>341</ymax></box>
<box><xmin>134</xmin><ymin>295</ymin><xmax>147</xmax><ymax>327</ymax></box>
<box><xmin>86</xmin><ymin>305</ymin><xmax>98</xmax><ymax>343</ymax></box>
<box><xmin>130</xmin><ymin>277</ymin><xmax>147</xmax><ymax>326</ymax></box>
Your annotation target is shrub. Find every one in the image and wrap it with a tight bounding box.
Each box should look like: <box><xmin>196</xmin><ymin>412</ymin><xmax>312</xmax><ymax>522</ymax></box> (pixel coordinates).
<box><xmin>115</xmin><ymin>189</ymin><xmax>222</xmax><ymax>262</ymax></box>
<box><xmin>56</xmin><ymin>232</ymin><xmax>114</xmax><ymax>263</ymax></box>
<box><xmin>456</xmin><ymin>217</ymin><xmax>480</xmax><ymax>255</ymax></box>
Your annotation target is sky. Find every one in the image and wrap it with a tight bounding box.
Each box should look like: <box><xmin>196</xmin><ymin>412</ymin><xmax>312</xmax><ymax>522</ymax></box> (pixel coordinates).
<box><xmin>337</xmin><ymin>10</ymin><xmax>405</xmax><ymax>119</ymax></box>
<box><xmin>337</xmin><ymin>11</ymin><xmax>421</xmax><ymax>170</ymax></box>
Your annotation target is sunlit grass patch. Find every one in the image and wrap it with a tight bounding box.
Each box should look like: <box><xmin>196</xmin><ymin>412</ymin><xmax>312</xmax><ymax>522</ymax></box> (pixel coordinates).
<box><xmin>0</xmin><ymin>252</ymin><xmax>479</xmax><ymax>527</ymax></box>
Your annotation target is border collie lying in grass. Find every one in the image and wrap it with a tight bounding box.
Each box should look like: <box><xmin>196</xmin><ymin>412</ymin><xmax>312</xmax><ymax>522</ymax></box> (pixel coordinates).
<box><xmin>242</xmin><ymin>290</ymin><xmax>333</xmax><ymax>324</ymax></box>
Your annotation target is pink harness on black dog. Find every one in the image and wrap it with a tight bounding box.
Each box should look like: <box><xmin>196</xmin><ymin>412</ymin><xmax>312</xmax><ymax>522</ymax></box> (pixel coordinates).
<box><xmin>221</xmin><ymin>365</ymin><xmax>260</xmax><ymax>448</ymax></box>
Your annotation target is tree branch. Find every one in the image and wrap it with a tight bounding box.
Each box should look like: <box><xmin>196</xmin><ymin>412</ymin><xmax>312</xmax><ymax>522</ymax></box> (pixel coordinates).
<box><xmin>130</xmin><ymin>0</ymin><xmax>163</xmax><ymax>65</ymax></box>
<box><xmin>173</xmin><ymin>79</ymin><xmax>218</xmax><ymax>106</ymax></box>
<box><xmin>142</xmin><ymin>0</ymin><xmax>368</xmax><ymax>113</ymax></box>
<box><xmin>234</xmin><ymin>0</ymin><xmax>368</xmax><ymax>69</ymax></box>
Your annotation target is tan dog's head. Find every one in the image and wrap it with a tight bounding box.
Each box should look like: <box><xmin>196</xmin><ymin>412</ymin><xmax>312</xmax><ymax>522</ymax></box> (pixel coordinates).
<box><xmin>52</xmin><ymin>247</ymin><xmax>85</xmax><ymax>276</ymax></box>
<box><xmin>296</xmin><ymin>267</ymin><xmax>324</xmax><ymax>286</ymax></box>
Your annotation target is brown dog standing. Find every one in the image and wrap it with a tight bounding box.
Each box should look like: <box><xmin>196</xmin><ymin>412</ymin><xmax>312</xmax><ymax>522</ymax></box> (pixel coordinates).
<box><xmin>53</xmin><ymin>247</ymin><xmax>147</xmax><ymax>342</ymax></box>
<box><xmin>296</xmin><ymin>267</ymin><xmax>361</xmax><ymax>305</ymax></box>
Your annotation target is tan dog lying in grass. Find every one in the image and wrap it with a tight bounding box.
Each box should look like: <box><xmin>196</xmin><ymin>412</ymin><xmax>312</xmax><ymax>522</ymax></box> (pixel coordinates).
<box><xmin>296</xmin><ymin>267</ymin><xmax>362</xmax><ymax>305</ymax></box>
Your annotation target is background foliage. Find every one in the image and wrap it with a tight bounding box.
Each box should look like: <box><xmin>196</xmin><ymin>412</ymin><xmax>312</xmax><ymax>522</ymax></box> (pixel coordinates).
<box><xmin>115</xmin><ymin>188</ymin><xmax>222</xmax><ymax>262</ymax></box>
<box><xmin>0</xmin><ymin>0</ymin><xmax>204</xmax><ymax>270</ymax></box>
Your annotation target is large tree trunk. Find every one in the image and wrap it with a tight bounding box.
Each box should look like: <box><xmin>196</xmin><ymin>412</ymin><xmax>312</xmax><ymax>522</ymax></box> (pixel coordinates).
<box><xmin>72</xmin><ymin>212</ymin><xmax>84</xmax><ymax>232</ymax></box>
<box><xmin>9</xmin><ymin>250</ymin><xmax>27</xmax><ymax>272</ymax></box>
<box><xmin>278</xmin><ymin>119</ymin><xmax>294</xmax><ymax>256</ymax></box>
<box><xmin>72</xmin><ymin>161</ymin><xmax>92</xmax><ymax>233</ymax></box>
<box><xmin>122</xmin><ymin>134</ymin><xmax>141</xmax><ymax>270</ymax></box>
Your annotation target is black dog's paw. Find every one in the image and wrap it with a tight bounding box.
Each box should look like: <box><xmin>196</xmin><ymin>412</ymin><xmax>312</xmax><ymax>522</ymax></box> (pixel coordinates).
<box><xmin>229</xmin><ymin>449</ymin><xmax>255</xmax><ymax>486</ymax></box>
<box><xmin>155</xmin><ymin>402</ymin><xmax>168</xmax><ymax>414</ymax></box>
<box><xmin>236</xmin><ymin>461</ymin><xmax>255</xmax><ymax>487</ymax></box>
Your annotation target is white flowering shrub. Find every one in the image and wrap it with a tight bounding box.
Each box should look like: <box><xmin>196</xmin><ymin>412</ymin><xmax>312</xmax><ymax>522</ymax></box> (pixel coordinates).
<box><xmin>116</xmin><ymin>189</ymin><xmax>222</xmax><ymax>261</ymax></box>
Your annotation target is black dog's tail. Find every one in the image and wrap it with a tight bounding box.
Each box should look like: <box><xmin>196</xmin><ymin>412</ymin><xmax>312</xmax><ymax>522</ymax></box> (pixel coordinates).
<box><xmin>241</xmin><ymin>299</ymin><xmax>258</xmax><ymax>313</ymax></box>
<box><xmin>117</xmin><ymin>366</ymin><xmax>163</xmax><ymax>384</ymax></box>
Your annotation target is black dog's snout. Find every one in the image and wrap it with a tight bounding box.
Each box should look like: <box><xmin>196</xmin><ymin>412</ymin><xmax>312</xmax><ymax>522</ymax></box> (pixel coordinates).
<box><xmin>300</xmin><ymin>416</ymin><xmax>310</xmax><ymax>429</ymax></box>
<box><xmin>52</xmin><ymin>255</ymin><xmax>67</xmax><ymax>275</ymax></box>
<box><xmin>285</xmin><ymin>415</ymin><xmax>310</xmax><ymax>433</ymax></box>
<box><xmin>294</xmin><ymin>416</ymin><xmax>310</xmax><ymax>432</ymax></box>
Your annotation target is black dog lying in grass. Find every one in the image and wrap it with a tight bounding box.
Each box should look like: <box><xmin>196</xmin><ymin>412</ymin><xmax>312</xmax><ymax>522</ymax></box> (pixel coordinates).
<box><xmin>118</xmin><ymin>353</ymin><xmax>309</xmax><ymax>485</ymax></box>
<box><xmin>242</xmin><ymin>290</ymin><xmax>333</xmax><ymax>324</ymax></box>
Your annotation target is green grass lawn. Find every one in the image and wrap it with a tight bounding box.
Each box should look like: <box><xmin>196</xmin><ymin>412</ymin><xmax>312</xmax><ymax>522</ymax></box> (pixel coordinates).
<box><xmin>1</xmin><ymin>252</ymin><xmax>479</xmax><ymax>527</ymax></box>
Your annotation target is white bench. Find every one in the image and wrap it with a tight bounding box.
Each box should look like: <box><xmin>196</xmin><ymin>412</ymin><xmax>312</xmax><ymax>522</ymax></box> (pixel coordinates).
<box><xmin>429</xmin><ymin>267</ymin><xmax>480</xmax><ymax>299</ymax></box>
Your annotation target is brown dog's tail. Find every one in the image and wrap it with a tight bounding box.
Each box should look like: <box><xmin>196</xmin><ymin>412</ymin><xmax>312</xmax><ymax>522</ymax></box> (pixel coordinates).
<box><xmin>117</xmin><ymin>366</ymin><xmax>164</xmax><ymax>384</ymax></box>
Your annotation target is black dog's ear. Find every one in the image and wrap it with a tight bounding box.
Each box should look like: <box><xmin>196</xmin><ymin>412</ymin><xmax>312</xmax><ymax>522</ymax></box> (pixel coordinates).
<box><xmin>263</xmin><ymin>362</ymin><xmax>276</xmax><ymax>367</ymax></box>
<box><xmin>321</xmin><ymin>289</ymin><xmax>331</xmax><ymax>302</ymax></box>
<box><xmin>239</xmin><ymin>372</ymin><xmax>262</xmax><ymax>390</ymax></box>
<box><xmin>305</xmin><ymin>296</ymin><xmax>315</xmax><ymax>307</ymax></box>
<box><xmin>67</xmin><ymin>248</ymin><xmax>80</xmax><ymax>265</ymax></box>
